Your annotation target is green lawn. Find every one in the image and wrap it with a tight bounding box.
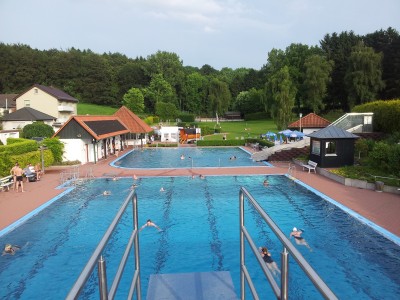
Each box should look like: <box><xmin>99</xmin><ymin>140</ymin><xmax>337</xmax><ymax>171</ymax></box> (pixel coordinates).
<box><xmin>200</xmin><ymin>120</ymin><xmax>278</xmax><ymax>140</ymax></box>
<box><xmin>77</xmin><ymin>103</ymin><xmax>118</xmax><ymax>115</ymax></box>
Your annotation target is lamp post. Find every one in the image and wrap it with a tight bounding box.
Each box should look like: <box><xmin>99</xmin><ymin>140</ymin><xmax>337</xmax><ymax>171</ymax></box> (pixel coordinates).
<box><xmin>299</xmin><ymin>113</ymin><xmax>303</xmax><ymax>132</ymax></box>
<box><xmin>92</xmin><ymin>139</ymin><xmax>97</xmax><ymax>164</ymax></box>
<box><xmin>40</xmin><ymin>146</ymin><xmax>47</xmax><ymax>174</ymax></box>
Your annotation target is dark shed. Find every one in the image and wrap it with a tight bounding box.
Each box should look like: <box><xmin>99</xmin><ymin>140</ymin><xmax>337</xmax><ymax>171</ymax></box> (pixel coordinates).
<box><xmin>307</xmin><ymin>126</ymin><xmax>359</xmax><ymax>168</ymax></box>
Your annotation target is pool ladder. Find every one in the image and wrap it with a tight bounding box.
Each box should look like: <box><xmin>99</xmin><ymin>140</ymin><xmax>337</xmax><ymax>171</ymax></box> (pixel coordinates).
<box><xmin>239</xmin><ymin>187</ymin><xmax>338</xmax><ymax>299</ymax></box>
<box><xmin>66</xmin><ymin>190</ymin><xmax>142</xmax><ymax>300</ymax></box>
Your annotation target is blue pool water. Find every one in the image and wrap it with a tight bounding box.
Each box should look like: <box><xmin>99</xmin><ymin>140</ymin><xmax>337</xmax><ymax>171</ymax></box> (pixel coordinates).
<box><xmin>0</xmin><ymin>176</ymin><xmax>399</xmax><ymax>299</ymax></box>
<box><xmin>111</xmin><ymin>147</ymin><xmax>269</xmax><ymax>169</ymax></box>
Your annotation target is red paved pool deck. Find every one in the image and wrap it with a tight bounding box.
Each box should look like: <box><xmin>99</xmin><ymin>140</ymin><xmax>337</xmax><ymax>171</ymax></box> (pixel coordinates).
<box><xmin>1</xmin><ymin>147</ymin><xmax>399</xmax><ymax>237</ymax></box>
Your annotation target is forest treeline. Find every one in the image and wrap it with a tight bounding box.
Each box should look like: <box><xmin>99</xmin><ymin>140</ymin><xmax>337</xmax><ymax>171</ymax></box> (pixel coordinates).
<box><xmin>1</xmin><ymin>27</ymin><xmax>399</xmax><ymax>129</ymax></box>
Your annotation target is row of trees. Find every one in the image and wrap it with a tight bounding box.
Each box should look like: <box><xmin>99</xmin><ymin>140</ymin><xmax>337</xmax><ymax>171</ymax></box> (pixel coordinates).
<box><xmin>1</xmin><ymin>27</ymin><xmax>399</xmax><ymax>128</ymax></box>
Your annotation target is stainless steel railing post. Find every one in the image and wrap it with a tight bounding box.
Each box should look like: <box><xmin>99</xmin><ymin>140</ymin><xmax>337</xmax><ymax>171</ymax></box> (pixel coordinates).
<box><xmin>239</xmin><ymin>189</ymin><xmax>245</xmax><ymax>300</ymax></box>
<box><xmin>98</xmin><ymin>256</ymin><xmax>108</xmax><ymax>300</ymax></box>
<box><xmin>281</xmin><ymin>247</ymin><xmax>289</xmax><ymax>300</ymax></box>
<box><xmin>132</xmin><ymin>192</ymin><xmax>142</xmax><ymax>300</ymax></box>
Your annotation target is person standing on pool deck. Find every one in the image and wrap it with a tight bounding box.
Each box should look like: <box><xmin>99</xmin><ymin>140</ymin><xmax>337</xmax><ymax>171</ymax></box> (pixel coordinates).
<box><xmin>290</xmin><ymin>227</ymin><xmax>312</xmax><ymax>251</ymax></box>
<box><xmin>14</xmin><ymin>164</ymin><xmax>25</xmax><ymax>192</ymax></box>
<box><xmin>140</xmin><ymin>219</ymin><xmax>161</xmax><ymax>231</ymax></box>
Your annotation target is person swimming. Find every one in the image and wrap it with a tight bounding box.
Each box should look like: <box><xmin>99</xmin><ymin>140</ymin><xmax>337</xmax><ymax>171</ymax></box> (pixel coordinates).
<box><xmin>103</xmin><ymin>191</ymin><xmax>111</xmax><ymax>196</ymax></box>
<box><xmin>290</xmin><ymin>227</ymin><xmax>312</xmax><ymax>251</ymax></box>
<box><xmin>2</xmin><ymin>244</ymin><xmax>20</xmax><ymax>256</ymax></box>
<box><xmin>139</xmin><ymin>219</ymin><xmax>161</xmax><ymax>231</ymax></box>
<box><xmin>260</xmin><ymin>247</ymin><xmax>281</xmax><ymax>276</ymax></box>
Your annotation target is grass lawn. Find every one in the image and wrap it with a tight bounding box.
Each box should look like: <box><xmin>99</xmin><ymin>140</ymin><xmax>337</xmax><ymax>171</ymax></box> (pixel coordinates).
<box><xmin>199</xmin><ymin>120</ymin><xmax>278</xmax><ymax>140</ymax></box>
<box><xmin>78</xmin><ymin>103</ymin><xmax>118</xmax><ymax>115</ymax></box>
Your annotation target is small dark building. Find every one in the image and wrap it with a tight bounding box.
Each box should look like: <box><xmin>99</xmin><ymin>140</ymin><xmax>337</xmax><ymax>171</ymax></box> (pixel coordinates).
<box><xmin>307</xmin><ymin>126</ymin><xmax>359</xmax><ymax>168</ymax></box>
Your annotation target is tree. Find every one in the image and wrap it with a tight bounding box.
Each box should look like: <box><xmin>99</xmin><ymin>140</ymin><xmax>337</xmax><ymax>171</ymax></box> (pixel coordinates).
<box><xmin>123</xmin><ymin>88</ymin><xmax>145</xmax><ymax>113</ymax></box>
<box><xmin>155</xmin><ymin>101</ymin><xmax>179</xmax><ymax>121</ymax></box>
<box><xmin>345</xmin><ymin>41</ymin><xmax>385</xmax><ymax>108</ymax></box>
<box><xmin>182</xmin><ymin>72</ymin><xmax>208</xmax><ymax>114</ymax></box>
<box><xmin>234</xmin><ymin>88</ymin><xmax>264</xmax><ymax>115</ymax></box>
<box><xmin>23</xmin><ymin>122</ymin><xmax>54</xmax><ymax>139</ymax></box>
<box><xmin>320</xmin><ymin>31</ymin><xmax>361</xmax><ymax>110</ymax></box>
<box><xmin>144</xmin><ymin>74</ymin><xmax>177</xmax><ymax>113</ymax></box>
<box><xmin>207</xmin><ymin>78</ymin><xmax>231</xmax><ymax>116</ymax></box>
<box><xmin>269</xmin><ymin>66</ymin><xmax>296</xmax><ymax>130</ymax></box>
<box><xmin>303</xmin><ymin>55</ymin><xmax>334</xmax><ymax>113</ymax></box>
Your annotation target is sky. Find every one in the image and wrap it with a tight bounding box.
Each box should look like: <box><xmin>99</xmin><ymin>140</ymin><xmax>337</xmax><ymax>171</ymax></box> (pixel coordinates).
<box><xmin>1</xmin><ymin>0</ymin><xmax>399</xmax><ymax>70</ymax></box>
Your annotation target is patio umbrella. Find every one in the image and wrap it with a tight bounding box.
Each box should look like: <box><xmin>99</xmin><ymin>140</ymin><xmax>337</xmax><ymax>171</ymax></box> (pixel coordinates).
<box><xmin>279</xmin><ymin>129</ymin><xmax>293</xmax><ymax>137</ymax></box>
<box><xmin>291</xmin><ymin>130</ymin><xmax>305</xmax><ymax>137</ymax></box>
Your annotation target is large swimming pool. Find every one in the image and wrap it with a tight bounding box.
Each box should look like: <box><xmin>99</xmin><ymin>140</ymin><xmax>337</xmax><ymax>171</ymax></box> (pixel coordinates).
<box><xmin>111</xmin><ymin>147</ymin><xmax>270</xmax><ymax>169</ymax></box>
<box><xmin>0</xmin><ymin>176</ymin><xmax>399</xmax><ymax>299</ymax></box>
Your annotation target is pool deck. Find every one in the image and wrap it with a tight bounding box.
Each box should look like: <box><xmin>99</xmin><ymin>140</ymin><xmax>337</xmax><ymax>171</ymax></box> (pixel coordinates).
<box><xmin>1</xmin><ymin>147</ymin><xmax>399</xmax><ymax>238</ymax></box>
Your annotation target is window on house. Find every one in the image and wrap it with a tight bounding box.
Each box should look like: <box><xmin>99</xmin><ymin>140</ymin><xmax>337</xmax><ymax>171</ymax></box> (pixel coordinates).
<box><xmin>311</xmin><ymin>140</ymin><xmax>321</xmax><ymax>155</ymax></box>
<box><xmin>24</xmin><ymin>100</ymin><xmax>30</xmax><ymax>107</ymax></box>
<box><xmin>34</xmin><ymin>88</ymin><xmax>38</xmax><ymax>94</ymax></box>
<box><xmin>326</xmin><ymin>141</ymin><xmax>337</xmax><ymax>156</ymax></box>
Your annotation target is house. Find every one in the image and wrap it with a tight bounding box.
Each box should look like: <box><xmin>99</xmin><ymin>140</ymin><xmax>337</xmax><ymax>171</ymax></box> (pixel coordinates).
<box><xmin>0</xmin><ymin>94</ymin><xmax>17</xmax><ymax>117</ymax></box>
<box><xmin>15</xmin><ymin>84</ymin><xmax>78</xmax><ymax>127</ymax></box>
<box><xmin>159</xmin><ymin>126</ymin><xmax>179</xmax><ymax>143</ymax></box>
<box><xmin>0</xmin><ymin>129</ymin><xmax>19</xmax><ymax>145</ymax></box>
<box><xmin>53</xmin><ymin>115</ymin><xmax>129</xmax><ymax>163</ymax></box>
<box><xmin>113</xmin><ymin>106</ymin><xmax>153</xmax><ymax>146</ymax></box>
<box><xmin>1</xmin><ymin>107</ymin><xmax>56</xmax><ymax>130</ymax></box>
<box><xmin>307</xmin><ymin>125</ymin><xmax>359</xmax><ymax>168</ymax></box>
<box><xmin>288</xmin><ymin>113</ymin><xmax>331</xmax><ymax>134</ymax></box>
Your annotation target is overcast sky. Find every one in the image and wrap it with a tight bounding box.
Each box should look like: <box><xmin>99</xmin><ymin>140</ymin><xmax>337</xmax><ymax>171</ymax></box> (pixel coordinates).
<box><xmin>1</xmin><ymin>0</ymin><xmax>399</xmax><ymax>70</ymax></box>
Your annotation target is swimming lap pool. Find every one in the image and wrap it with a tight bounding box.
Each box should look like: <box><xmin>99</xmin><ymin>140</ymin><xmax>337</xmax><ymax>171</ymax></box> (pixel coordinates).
<box><xmin>111</xmin><ymin>147</ymin><xmax>269</xmax><ymax>169</ymax></box>
<box><xmin>0</xmin><ymin>175</ymin><xmax>399</xmax><ymax>299</ymax></box>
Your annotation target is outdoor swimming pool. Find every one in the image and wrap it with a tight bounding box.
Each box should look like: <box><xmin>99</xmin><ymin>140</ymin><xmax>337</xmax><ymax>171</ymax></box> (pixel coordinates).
<box><xmin>111</xmin><ymin>147</ymin><xmax>270</xmax><ymax>169</ymax></box>
<box><xmin>0</xmin><ymin>176</ymin><xmax>399</xmax><ymax>299</ymax></box>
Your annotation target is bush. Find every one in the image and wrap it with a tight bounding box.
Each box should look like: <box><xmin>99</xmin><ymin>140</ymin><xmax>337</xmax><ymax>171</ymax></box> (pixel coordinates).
<box><xmin>353</xmin><ymin>99</ymin><xmax>400</xmax><ymax>133</ymax></box>
<box><xmin>196</xmin><ymin>139</ymin><xmax>245</xmax><ymax>146</ymax></box>
<box><xmin>42</xmin><ymin>137</ymin><xmax>64</xmax><ymax>163</ymax></box>
<box><xmin>23</xmin><ymin>122</ymin><xmax>55</xmax><ymax>139</ymax></box>
<box><xmin>178</xmin><ymin>113</ymin><xmax>195</xmax><ymax>123</ymax></box>
<box><xmin>244</xmin><ymin>112</ymin><xmax>269</xmax><ymax>121</ymax></box>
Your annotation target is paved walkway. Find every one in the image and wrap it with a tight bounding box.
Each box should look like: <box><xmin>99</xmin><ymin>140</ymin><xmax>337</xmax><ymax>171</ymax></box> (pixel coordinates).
<box><xmin>1</xmin><ymin>148</ymin><xmax>399</xmax><ymax>238</ymax></box>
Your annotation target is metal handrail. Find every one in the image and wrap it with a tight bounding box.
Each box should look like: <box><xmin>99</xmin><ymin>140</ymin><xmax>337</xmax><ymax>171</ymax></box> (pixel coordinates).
<box><xmin>66</xmin><ymin>190</ymin><xmax>141</xmax><ymax>300</ymax></box>
<box><xmin>239</xmin><ymin>187</ymin><xmax>337</xmax><ymax>300</ymax></box>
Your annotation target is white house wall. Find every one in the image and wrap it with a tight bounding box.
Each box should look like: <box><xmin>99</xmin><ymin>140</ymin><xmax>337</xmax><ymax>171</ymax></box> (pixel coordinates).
<box><xmin>160</xmin><ymin>126</ymin><xmax>179</xmax><ymax>142</ymax></box>
<box><xmin>2</xmin><ymin>120</ymin><xmax>55</xmax><ymax>131</ymax></box>
<box><xmin>0</xmin><ymin>131</ymin><xmax>19</xmax><ymax>145</ymax></box>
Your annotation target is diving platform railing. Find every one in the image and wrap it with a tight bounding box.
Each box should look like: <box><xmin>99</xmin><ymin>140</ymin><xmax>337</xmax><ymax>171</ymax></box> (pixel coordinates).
<box><xmin>239</xmin><ymin>187</ymin><xmax>338</xmax><ymax>300</ymax></box>
<box><xmin>66</xmin><ymin>190</ymin><xmax>142</xmax><ymax>300</ymax></box>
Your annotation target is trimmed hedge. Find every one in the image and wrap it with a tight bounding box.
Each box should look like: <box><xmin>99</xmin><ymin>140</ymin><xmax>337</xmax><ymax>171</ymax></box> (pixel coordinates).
<box><xmin>352</xmin><ymin>99</ymin><xmax>400</xmax><ymax>133</ymax></box>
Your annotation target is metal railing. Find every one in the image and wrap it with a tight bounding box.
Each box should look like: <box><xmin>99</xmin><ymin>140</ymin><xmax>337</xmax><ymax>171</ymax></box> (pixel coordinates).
<box><xmin>239</xmin><ymin>187</ymin><xmax>337</xmax><ymax>300</ymax></box>
<box><xmin>66</xmin><ymin>190</ymin><xmax>142</xmax><ymax>300</ymax></box>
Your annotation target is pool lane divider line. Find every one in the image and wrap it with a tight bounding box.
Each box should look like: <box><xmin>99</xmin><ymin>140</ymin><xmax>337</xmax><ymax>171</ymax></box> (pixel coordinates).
<box><xmin>0</xmin><ymin>186</ymin><xmax>75</xmax><ymax>238</ymax></box>
<box><xmin>287</xmin><ymin>174</ymin><xmax>400</xmax><ymax>246</ymax></box>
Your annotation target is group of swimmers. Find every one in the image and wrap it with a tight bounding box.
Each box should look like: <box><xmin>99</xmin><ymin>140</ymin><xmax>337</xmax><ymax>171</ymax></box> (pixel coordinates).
<box><xmin>259</xmin><ymin>227</ymin><xmax>312</xmax><ymax>277</ymax></box>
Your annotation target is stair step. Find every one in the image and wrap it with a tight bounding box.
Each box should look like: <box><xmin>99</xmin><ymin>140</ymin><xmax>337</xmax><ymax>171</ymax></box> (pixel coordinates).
<box><xmin>146</xmin><ymin>271</ymin><xmax>238</xmax><ymax>300</ymax></box>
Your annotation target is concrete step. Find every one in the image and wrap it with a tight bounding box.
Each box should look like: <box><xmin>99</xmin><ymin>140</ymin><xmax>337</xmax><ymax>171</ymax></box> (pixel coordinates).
<box><xmin>146</xmin><ymin>271</ymin><xmax>238</xmax><ymax>300</ymax></box>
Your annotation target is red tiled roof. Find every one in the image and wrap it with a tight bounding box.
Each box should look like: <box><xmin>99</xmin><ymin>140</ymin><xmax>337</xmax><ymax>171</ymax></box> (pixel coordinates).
<box><xmin>113</xmin><ymin>106</ymin><xmax>153</xmax><ymax>133</ymax></box>
<box><xmin>53</xmin><ymin>115</ymin><xmax>129</xmax><ymax>140</ymax></box>
<box><xmin>288</xmin><ymin>113</ymin><xmax>331</xmax><ymax>129</ymax></box>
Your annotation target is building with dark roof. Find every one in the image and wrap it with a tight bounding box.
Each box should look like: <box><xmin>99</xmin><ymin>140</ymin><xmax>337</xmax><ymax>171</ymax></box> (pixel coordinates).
<box><xmin>53</xmin><ymin>115</ymin><xmax>130</xmax><ymax>163</ymax></box>
<box><xmin>0</xmin><ymin>94</ymin><xmax>17</xmax><ymax>116</ymax></box>
<box><xmin>15</xmin><ymin>84</ymin><xmax>78</xmax><ymax>127</ymax></box>
<box><xmin>2</xmin><ymin>107</ymin><xmax>56</xmax><ymax>130</ymax></box>
<box><xmin>307</xmin><ymin>125</ymin><xmax>359</xmax><ymax>168</ymax></box>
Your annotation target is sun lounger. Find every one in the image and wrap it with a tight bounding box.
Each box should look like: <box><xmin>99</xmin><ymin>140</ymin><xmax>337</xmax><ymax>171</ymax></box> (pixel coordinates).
<box><xmin>302</xmin><ymin>160</ymin><xmax>317</xmax><ymax>173</ymax></box>
<box><xmin>0</xmin><ymin>175</ymin><xmax>14</xmax><ymax>191</ymax></box>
